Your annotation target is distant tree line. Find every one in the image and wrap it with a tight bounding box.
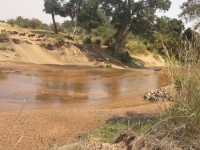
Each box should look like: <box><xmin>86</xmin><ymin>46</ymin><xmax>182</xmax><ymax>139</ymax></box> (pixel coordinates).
<box><xmin>4</xmin><ymin>0</ymin><xmax>199</xmax><ymax>61</ymax></box>
<box><xmin>7</xmin><ymin>16</ymin><xmax>49</xmax><ymax>30</ymax></box>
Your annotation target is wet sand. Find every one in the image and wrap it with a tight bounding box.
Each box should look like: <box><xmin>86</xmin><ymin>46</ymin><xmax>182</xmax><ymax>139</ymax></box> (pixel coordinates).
<box><xmin>0</xmin><ymin>62</ymin><xmax>170</xmax><ymax>150</ymax></box>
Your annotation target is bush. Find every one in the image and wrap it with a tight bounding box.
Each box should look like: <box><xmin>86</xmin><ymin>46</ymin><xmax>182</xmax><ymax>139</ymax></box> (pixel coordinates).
<box><xmin>104</xmin><ymin>37</ymin><xmax>115</xmax><ymax>49</ymax></box>
<box><xmin>45</xmin><ymin>43</ymin><xmax>55</xmax><ymax>50</ymax></box>
<box><xmin>29</xmin><ymin>18</ymin><xmax>42</xmax><ymax>29</ymax></box>
<box><xmin>0</xmin><ymin>32</ymin><xmax>10</xmax><ymax>43</ymax></box>
<box><xmin>95</xmin><ymin>39</ymin><xmax>101</xmax><ymax>46</ymax></box>
<box><xmin>119</xmin><ymin>51</ymin><xmax>133</xmax><ymax>64</ymax></box>
<box><xmin>125</xmin><ymin>39</ymin><xmax>148</xmax><ymax>55</ymax></box>
<box><xmin>83</xmin><ymin>37</ymin><xmax>92</xmax><ymax>44</ymax></box>
<box><xmin>55</xmin><ymin>36</ymin><xmax>65</xmax><ymax>48</ymax></box>
<box><xmin>50</xmin><ymin>22</ymin><xmax>65</xmax><ymax>32</ymax></box>
<box><xmin>7</xmin><ymin>19</ymin><xmax>16</xmax><ymax>27</ymax></box>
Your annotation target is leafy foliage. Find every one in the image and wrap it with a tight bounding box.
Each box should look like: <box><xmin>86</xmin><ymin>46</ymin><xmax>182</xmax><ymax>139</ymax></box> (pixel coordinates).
<box><xmin>0</xmin><ymin>32</ymin><xmax>10</xmax><ymax>43</ymax></box>
<box><xmin>7</xmin><ymin>16</ymin><xmax>45</xmax><ymax>29</ymax></box>
<box><xmin>44</xmin><ymin>0</ymin><xmax>62</xmax><ymax>33</ymax></box>
<box><xmin>100</xmin><ymin>0</ymin><xmax>171</xmax><ymax>53</ymax></box>
<box><xmin>77</xmin><ymin>1</ymin><xmax>109</xmax><ymax>33</ymax></box>
<box><xmin>180</xmin><ymin>0</ymin><xmax>200</xmax><ymax>29</ymax></box>
<box><xmin>7</xmin><ymin>19</ymin><xmax>16</xmax><ymax>27</ymax></box>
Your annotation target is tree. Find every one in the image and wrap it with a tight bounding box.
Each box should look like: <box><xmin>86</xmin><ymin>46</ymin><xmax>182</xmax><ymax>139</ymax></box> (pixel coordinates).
<box><xmin>44</xmin><ymin>0</ymin><xmax>62</xmax><ymax>34</ymax></box>
<box><xmin>181</xmin><ymin>0</ymin><xmax>200</xmax><ymax>30</ymax></box>
<box><xmin>182</xmin><ymin>27</ymin><xmax>193</xmax><ymax>41</ymax></box>
<box><xmin>29</xmin><ymin>18</ymin><xmax>43</xmax><ymax>29</ymax></box>
<box><xmin>50</xmin><ymin>22</ymin><xmax>65</xmax><ymax>32</ymax></box>
<box><xmin>7</xmin><ymin>19</ymin><xmax>16</xmax><ymax>27</ymax></box>
<box><xmin>153</xmin><ymin>17</ymin><xmax>184</xmax><ymax>58</ymax></box>
<box><xmin>41</xmin><ymin>23</ymin><xmax>50</xmax><ymax>30</ymax></box>
<box><xmin>101</xmin><ymin>0</ymin><xmax>171</xmax><ymax>54</ymax></box>
<box><xmin>59</xmin><ymin>0</ymin><xmax>84</xmax><ymax>34</ymax></box>
<box><xmin>15</xmin><ymin>16</ymin><xmax>31</xmax><ymax>28</ymax></box>
<box><xmin>77</xmin><ymin>0</ymin><xmax>109</xmax><ymax>33</ymax></box>
<box><xmin>16</xmin><ymin>16</ymin><xmax>24</xmax><ymax>27</ymax></box>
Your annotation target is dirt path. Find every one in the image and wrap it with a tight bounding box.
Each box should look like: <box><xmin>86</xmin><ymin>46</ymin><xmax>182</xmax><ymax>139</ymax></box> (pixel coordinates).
<box><xmin>14</xmin><ymin>43</ymin><xmax>62</xmax><ymax>65</ymax></box>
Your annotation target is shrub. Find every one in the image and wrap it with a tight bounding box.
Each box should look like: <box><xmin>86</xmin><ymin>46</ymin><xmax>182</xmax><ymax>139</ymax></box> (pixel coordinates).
<box><xmin>119</xmin><ymin>51</ymin><xmax>133</xmax><ymax>64</ymax></box>
<box><xmin>83</xmin><ymin>37</ymin><xmax>92</xmax><ymax>44</ymax></box>
<box><xmin>29</xmin><ymin>18</ymin><xmax>42</xmax><ymax>29</ymax></box>
<box><xmin>45</xmin><ymin>43</ymin><xmax>55</xmax><ymax>50</ymax></box>
<box><xmin>95</xmin><ymin>39</ymin><xmax>101</xmax><ymax>46</ymax></box>
<box><xmin>125</xmin><ymin>39</ymin><xmax>148</xmax><ymax>55</ymax></box>
<box><xmin>0</xmin><ymin>32</ymin><xmax>10</xmax><ymax>43</ymax></box>
<box><xmin>55</xmin><ymin>37</ymin><xmax>65</xmax><ymax>48</ymax></box>
<box><xmin>7</xmin><ymin>19</ymin><xmax>16</xmax><ymax>27</ymax></box>
<box><xmin>104</xmin><ymin>37</ymin><xmax>115</xmax><ymax>49</ymax></box>
<box><xmin>50</xmin><ymin>22</ymin><xmax>65</xmax><ymax>32</ymax></box>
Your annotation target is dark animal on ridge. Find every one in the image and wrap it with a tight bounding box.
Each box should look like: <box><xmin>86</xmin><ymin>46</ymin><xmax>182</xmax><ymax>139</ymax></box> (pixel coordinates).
<box><xmin>10</xmin><ymin>31</ymin><xmax>18</xmax><ymax>36</ymax></box>
<box><xmin>28</xmin><ymin>34</ymin><xmax>35</xmax><ymax>38</ymax></box>
<box><xmin>154</xmin><ymin>68</ymin><xmax>161</xmax><ymax>73</ymax></box>
<box><xmin>65</xmin><ymin>35</ymin><xmax>74</xmax><ymax>41</ymax></box>
<box><xmin>19</xmin><ymin>33</ymin><xmax>26</xmax><ymax>37</ymax></box>
<box><xmin>1</xmin><ymin>29</ymin><xmax>6</xmax><ymax>32</ymax></box>
<box><xmin>12</xmin><ymin>38</ymin><xmax>20</xmax><ymax>44</ymax></box>
<box><xmin>38</xmin><ymin>34</ymin><xmax>45</xmax><ymax>38</ymax></box>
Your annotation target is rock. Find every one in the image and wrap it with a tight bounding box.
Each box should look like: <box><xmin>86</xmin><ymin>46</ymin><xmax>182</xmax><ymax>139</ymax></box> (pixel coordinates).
<box><xmin>106</xmin><ymin>64</ymin><xmax>112</xmax><ymax>68</ymax></box>
<box><xmin>115</xmin><ymin>132</ymin><xmax>136</xmax><ymax>145</ymax></box>
<box><xmin>99</xmin><ymin>64</ymin><xmax>113</xmax><ymax>69</ymax></box>
<box><xmin>144</xmin><ymin>85</ymin><xmax>174</xmax><ymax>101</ymax></box>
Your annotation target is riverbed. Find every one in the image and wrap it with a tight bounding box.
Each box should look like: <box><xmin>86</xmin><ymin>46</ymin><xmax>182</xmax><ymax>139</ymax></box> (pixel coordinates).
<box><xmin>0</xmin><ymin>62</ymin><xmax>169</xmax><ymax>149</ymax></box>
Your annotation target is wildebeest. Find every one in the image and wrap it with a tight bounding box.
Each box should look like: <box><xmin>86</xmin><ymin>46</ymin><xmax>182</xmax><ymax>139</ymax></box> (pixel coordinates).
<box><xmin>10</xmin><ymin>31</ymin><xmax>18</xmax><ymax>36</ymax></box>
<box><xmin>1</xmin><ymin>29</ymin><xmax>6</xmax><ymax>33</ymax></box>
<box><xmin>12</xmin><ymin>38</ymin><xmax>20</xmax><ymax>44</ymax></box>
<box><xmin>19</xmin><ymin>33</ymin><xmax>26</xmax><ymax>37</ymax></box>
<box><xmin>28</xmin><ymin>34</ymin><xmax>35</xmax><ymax>38</ymax></box>
<box><xmin>65</xmin><ymin>35</ymin><xmax>74</xmax><ymax>41</ymax></box>
<box><xmin>154</xmin><ymin>68</ymin><xmax>161</xmax><ymax>73</ymax></box>
<box><xmin>38</xmin><ymin>34</ymin><xmax>45</xmax><ymax>38</ymax></box>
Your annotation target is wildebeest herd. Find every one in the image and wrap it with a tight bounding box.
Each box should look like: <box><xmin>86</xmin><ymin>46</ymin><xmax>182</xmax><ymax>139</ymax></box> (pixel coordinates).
<box><xmin>1</xmin><ymin>29</ymin><xmax>45</xmax><ymax>38</ymax></box>
<box><xmin>1</xmin><ymin>29</ymin><xmax>75</xmax><ymax>42</ymax></box>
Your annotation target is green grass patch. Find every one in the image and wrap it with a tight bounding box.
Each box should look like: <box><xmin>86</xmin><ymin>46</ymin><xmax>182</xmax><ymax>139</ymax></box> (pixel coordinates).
<box><xmin>91</xmin><ymin>123</ymin><xmax>127</xmax><ymax>143</ymax></box>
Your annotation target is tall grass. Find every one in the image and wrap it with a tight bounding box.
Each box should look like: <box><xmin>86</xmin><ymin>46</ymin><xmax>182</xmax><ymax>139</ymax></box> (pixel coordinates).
<box><xmin>144</xmin><ymin>34</ymin><xmax>200</xmax><ymax>149</ymax></box>
<box><xmin>125</xmin><ymin>38</ymin><xmax>149</xmax><ymax>55</ymax></box>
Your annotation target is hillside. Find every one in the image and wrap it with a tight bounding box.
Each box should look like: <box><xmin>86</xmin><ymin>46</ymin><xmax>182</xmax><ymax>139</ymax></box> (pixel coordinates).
<box><xmin>0</xmin><ymin>23</ymin><xmax>165</xmax><ymax>68</ymax></box>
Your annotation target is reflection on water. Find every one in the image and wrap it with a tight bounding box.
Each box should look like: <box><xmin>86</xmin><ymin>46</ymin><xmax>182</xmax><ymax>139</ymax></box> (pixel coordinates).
<box><xmin>0</xmin><ymin>69</ymin><xmax>169</xmax><ymax>111</ymax></box>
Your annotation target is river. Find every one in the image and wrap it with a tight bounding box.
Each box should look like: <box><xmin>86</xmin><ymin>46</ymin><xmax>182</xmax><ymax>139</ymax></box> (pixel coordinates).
<box><xmin>0</xmin><ymin>67</ymin><xmax>169</xmax><ymax>112</ymax></box>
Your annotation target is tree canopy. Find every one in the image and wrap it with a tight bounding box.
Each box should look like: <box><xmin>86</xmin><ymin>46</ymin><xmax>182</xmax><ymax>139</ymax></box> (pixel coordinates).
<box><xmin>44</xmin><ymin>0</ymin><xmax>62</xmax><ymax>33</ymax></box>
<box><xmin>181</xmin><ymin>0</ymin><xmax>200</xmax><ymax>29</ymax></box>
<box><xmin>100</xmin><ymin>0</ymin><xmax>171</xmax><ymax>53</ymax></box>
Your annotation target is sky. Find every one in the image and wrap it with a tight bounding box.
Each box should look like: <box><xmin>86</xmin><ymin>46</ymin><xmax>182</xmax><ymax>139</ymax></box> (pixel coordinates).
<box><xmin>0</xmin><ymin>0</ymin><xmax>187</xmax><ymax>25</ymax></box>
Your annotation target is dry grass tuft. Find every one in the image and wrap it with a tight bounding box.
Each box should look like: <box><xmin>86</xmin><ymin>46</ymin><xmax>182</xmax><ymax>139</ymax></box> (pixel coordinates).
<box><xmin>138</xmin><ymin>34</ymin><xmax>200</xmax><ymax>149</ymax></box>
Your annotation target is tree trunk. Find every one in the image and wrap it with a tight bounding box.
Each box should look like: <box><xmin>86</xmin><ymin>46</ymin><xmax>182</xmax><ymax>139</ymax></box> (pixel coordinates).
<box><xmin>51</xmin><ymin>12</ymin><xmax>58</xmax><ymax>34</ymax></box>
<box><xmin>69</xmin><ymin>17</ymin><xmax>77</xmax><ymax>35</ymax></box>
<box><xmin>113</xmin><ymin>26</ymin><xmax>130</xmax><ymax>54</ymax></box>
<box><xmin>72</xmin><ymin>20</ymin><xmax>77</xmax><ymax>34</ymax></box>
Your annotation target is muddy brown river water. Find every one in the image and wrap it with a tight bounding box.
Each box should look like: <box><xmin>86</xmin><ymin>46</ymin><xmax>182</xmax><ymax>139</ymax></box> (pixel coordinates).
<box><xmin>0</xmin><ymin>68</ymin><xmax>169</xmax><ymax>112</ymax></box>
<box><xmin>0</xmin><ymin>64</ymin><xmax>170</xmax><ymax>149</ymax></box>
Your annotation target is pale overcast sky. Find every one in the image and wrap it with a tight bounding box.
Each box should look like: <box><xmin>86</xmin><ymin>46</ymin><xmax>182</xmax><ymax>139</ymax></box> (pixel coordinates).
<box><xmin>0</xmin><ymin>0</ymin><xmax>187</xmax><ymax>24</ymax></box>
